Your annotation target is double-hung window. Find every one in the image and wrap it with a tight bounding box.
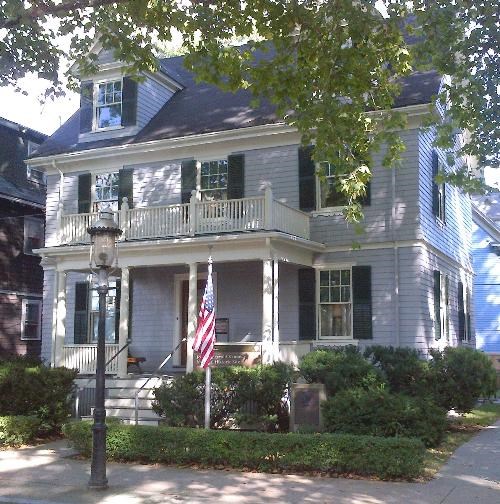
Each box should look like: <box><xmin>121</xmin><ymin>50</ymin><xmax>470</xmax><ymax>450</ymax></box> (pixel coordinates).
<box><xmin>200</xmin><ymin>160</ymin><xmax>228</xmax><ymax>201</ymax></box>
<box><xmin>95</xmin><ymin>80</ymin><xmax>122</xmax><ymax>130</ymax></box>
<box><xmin>24</xmin><ymin>216</ymin><xmax>44</xmax><ymax>255</ymax></box>
<box><xmin>89</xmin><ymin>280</ymin><xmax>118</xmax><ymax>343</ymax></box>
<box><xmin>434</xmin><ymin>271</ymin><xmax>449</xmax><ymax>341</ymax></box>
<box><xmin>319</xmin><ymin>269</ymin><xmax>352</xmax><ymax>338</ymax></box>
<box><xmin>318</xmin><ymin>162</ymin><xmax>349</xmax><ymax>209</ymax></box>
<box><xmin>94</xmin><ymin>173</ymin><xmax>119</xmax><ymax>212</ymax></box>
<box><xmin>21</xmin><ymin>299</ymin><xmax>42</xmax><ymax>340</ymax></box>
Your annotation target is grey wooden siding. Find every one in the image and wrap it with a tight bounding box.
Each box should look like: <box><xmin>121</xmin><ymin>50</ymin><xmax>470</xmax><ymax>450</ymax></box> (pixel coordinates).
<box><xmin>41</xmin><ymin>269</ymin><xmax>55</xmax><ymax>364</ymax></box>
<box><xmin>310</xmin><ymin>129</ymin><xmax>420</xmax><ymax>246</ymax></box>
<box><xmin>136</xmin><ymin>78</ymin><xmax>174</xmax><ymax>130</ymax></box>
<box><xmin>418</xmin><ymin>128</ymin><xmax>472</xmax><ymax>268</ymax></box>
<box><xmin>472</xmin><ymin>221</ymin><xmax>500</xmax><ymax>352</ymax></box>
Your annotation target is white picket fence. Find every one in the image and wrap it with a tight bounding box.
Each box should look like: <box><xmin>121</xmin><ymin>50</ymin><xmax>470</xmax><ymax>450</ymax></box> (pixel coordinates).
<box><xmin>58</xmin><ymin>189</ymin><xmax>310</xmax><ymax>245</ymax></box>
<box><xmin>62</xmin><ymin>344</ymin><xmax>119</xmax><ymax>374</ymax></box>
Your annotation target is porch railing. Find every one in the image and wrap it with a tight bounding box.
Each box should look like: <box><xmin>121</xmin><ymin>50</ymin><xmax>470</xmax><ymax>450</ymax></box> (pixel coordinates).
<box><xmin>62</xmin><ymin>344</ymin><xmax>120</xmax><ymax>374</ymax></box>
<box><xmin>58</xmin><ymin>187</ymin><xmax>310</xmax><ymax>245</ymax></box>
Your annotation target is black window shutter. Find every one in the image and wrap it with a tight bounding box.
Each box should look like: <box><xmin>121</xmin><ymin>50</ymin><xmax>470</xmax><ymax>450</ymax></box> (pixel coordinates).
<box><xmin>298</xmin><ymin>146</ymin><xmax>316</xmax><ymax>211</ymax></box>
<box><xmin>181</xmin><ymin>160</ymin><xmax>197</xmax><ymax>203</ymax></box>
<box><xmin>352</xmin><ymin>266</ymin><xmax>372</xmax><ymax>339</ymax></box>
<box><xmin>227</xmin><ymin>154</ymin><xmax>245</xmax><ymax>199</ymax></box>
<box><xmin>432</xmin><ymin>150</ymin><xmax>439</xmax><ymax>217</ymax></box>
<box><xmin>298</xmin><ymin>268</ymin><xmax>316</xmax><ymax>340</ymax></box>
<box><xmin>74</xmin><ymin>281</ymin><xmax>89</xmax><ymax>344</ymax></box>
<box><xmin>79</xmin><ymin>81</ymin><xmax>93</xmax><ymax>134</ymax></box>
<box><xmin>361</xmin><ymin>181</ymin><xmax>371</xmax><ymax>206</ymax></box>
<box><xmin>78</xmin><ymin>173</ymin><xmax>92</xmax><ymax>213</ymax></box>
<box><xmin>445</xmin><ymin>275</ymin><xmax>450</xmax><ymax>339</ymax></box>
<box><xmin>458</xmin><ymin>281</ymin><xmax>465</xmax><ymax>341</ymax></box>
<box><xmin>121</xmin><ymin>77</ymin><xmax>138</xmax><ymax>127</ymax></box>
<box><xmin>434</xmin><ymin>270</ymin><xmax>441</xmax><ymax>340</ymax></box>
<box><xmin>118</xmin><ymin>168</ymin><xmax>134</xmax><ymax>209</ymax></box>
<box><xmin>114</xmin><ymin>280</ymin><xmax>121</xmax><ymax>343</ymax></box>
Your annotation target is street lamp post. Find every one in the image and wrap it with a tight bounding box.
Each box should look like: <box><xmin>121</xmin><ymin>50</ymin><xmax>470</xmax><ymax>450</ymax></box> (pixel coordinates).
<box><xmin>87</xmin><ymin>207</ymin><xmax>122</xmax><ymax>490</ymax></box>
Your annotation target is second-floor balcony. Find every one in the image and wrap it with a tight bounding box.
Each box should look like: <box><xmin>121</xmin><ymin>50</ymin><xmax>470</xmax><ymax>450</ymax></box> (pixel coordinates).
<box><xmin>57</xmin><ymin>187</ymin><xmax>310</xmax><ymax>246</ymax></box>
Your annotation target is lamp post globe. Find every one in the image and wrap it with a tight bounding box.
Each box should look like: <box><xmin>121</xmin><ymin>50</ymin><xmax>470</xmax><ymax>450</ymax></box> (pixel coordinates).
<box><xmin>87</xmin><ymin>206</ymin><xmax>122</xmax><ymax>490</ymax></box>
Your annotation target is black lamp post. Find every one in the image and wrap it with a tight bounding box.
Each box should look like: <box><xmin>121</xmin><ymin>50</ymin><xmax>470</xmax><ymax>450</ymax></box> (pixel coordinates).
<box><xmin>87</xmin><ymin>207</ymin><xmax>122</xmax><ymax>490</ymax></box>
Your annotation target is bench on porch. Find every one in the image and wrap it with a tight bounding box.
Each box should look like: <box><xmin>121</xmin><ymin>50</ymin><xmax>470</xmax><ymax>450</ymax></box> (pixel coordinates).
<box><xmin>127</xmin><ymin>352</ymin><xmax>146</xmax><ymax>373</ymax></box>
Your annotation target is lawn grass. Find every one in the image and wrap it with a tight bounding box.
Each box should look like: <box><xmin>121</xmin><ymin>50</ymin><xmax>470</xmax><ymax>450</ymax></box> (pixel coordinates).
<box><xmin>423</xmin><ymin>403</ymin><xmax>500</xmax><ymax>479</ymax></box>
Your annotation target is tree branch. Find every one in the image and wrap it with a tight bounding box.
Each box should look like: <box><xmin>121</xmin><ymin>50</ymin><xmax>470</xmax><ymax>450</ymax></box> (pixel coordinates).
<box><xmin>0</xmin><ymin>0</ymin><xmax>127</xmax><ymax>30</ymax></box>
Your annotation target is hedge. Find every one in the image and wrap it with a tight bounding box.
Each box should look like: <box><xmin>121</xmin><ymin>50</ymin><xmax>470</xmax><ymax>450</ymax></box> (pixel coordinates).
<box><xmin>0</xmin><ymin>416</ymin><xmax>41</xmax><ymax>446</ymax></box>
<box><xmin>63</xmin><ymin>421</ymin><xmax>425</xmax><ymax>480</ymax></box>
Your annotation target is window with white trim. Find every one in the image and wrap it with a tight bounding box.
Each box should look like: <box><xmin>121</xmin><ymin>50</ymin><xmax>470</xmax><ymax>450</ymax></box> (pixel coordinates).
<box><xmin>89</xmin><ymin>280</ymin><xmax>118</xmax><ymax>343</ymax></box>
<box><xmin>319</xmin><ymin>269</ymin><xmax>352</xmax><ymax>338</ymax></box>
<box><xmin>437</xmin><ymin>178</ymin><xmax>446</xmax><ymax>222</ymax></box>
<box><xmin>199</xmin><ymin>160</ymin><xmax>228</xmax><ymax>201</ymax></box>
<box><xmin>94</xmin><ymin>172</ymin><xmax>119</xmax><ymax>212</ymax></box>
<box><xmin>24</xmin><ymin>216</ymin><xmax>44</xmax><ymax>255</ymax></box>
<box><xmin>464</xmin><ymin>284</ymin><xmax>471</xmax><ymax>341</ymax></box>
<box><xmin>21</xmin><ymin>299</ymin><xmax>42</xmax><ymax>340</ymax></box>
<box><xmin>317</xmin><ymin>162</ymin><xmax>348</xmax><ymax>209</ymax></box>
<box><xmin>95</xmin><ymin>80</ymin><xmax>122</xmax><ymax>129</ymax></box>
<box><xmin>26</xmin><ymin>166</ymin><xmax>46</xmax><ymax>186</ymax></box>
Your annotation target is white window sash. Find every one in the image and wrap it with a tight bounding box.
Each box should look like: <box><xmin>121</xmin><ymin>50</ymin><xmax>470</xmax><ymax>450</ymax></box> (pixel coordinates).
<box><xmin>21</xmin><ymin>299</ymin><xmax>42</xmax><ymax>341</ymax></box>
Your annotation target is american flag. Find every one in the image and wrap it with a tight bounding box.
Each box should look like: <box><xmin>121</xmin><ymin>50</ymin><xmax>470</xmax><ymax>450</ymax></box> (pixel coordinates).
<box><xmin>192</xmin><ymin>268</ymin><xmax>216</xmax><ymax>368</ymax></box>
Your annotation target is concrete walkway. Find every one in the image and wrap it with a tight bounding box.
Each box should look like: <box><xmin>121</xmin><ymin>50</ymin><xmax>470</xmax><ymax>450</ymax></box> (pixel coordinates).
<box><xmin>0</xmin><ymin>422</ymin><xmax>499</xmax><ymax>504</ymax></box>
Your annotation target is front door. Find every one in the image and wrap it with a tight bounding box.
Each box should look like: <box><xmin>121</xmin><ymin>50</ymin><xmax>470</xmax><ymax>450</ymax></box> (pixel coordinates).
<box><xmin>180</xmin><ymin>280</ymin><xmax>205</xmax><ymax>366</ymax></box>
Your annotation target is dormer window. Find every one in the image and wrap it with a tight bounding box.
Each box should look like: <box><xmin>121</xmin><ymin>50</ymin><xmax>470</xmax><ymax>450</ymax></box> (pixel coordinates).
<box><xmin>96</xmin><ymin>80</ymin><xmax>122</xmax><ymax>129</ymax></box>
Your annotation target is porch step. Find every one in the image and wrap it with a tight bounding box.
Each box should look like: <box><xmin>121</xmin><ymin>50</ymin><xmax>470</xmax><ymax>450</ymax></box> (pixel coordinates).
<box><xmin>81</xmin><ymin>415</ymin><xmax>159</xmax><ymax>426</ymax></box>
<box><xmin>107</xmin><ymin>388</ymin><xmax>156</xmax><ymax>399</ymax></box>
<box><xmin>104</xmin><ymin>407</ymin><xmax>161</xmax><ymax>420</ymax></box>
<box><xmin>105</xmin><ymin>397</ymin><xmax>154</xmax><ymax>408</ymax></box>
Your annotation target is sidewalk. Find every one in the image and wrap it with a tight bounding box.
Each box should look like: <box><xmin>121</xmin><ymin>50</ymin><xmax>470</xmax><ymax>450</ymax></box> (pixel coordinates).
<box><xmin>0</xmin><ymin>422</ymin><xmax>499</xmax><ymax>504</ymax></box>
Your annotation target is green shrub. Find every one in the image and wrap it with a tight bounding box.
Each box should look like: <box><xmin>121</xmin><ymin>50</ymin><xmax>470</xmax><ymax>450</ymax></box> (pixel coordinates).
<box><xmin>0</xmin><ymin>360</ymin><xmax>77</xmax><ymax>432</ymax></box>
<box><xmin>63</xmin><ymin>421</ymin><xmax>425</xmax><ymax>479</ymax></box>
<box><xmin>299</xmin><ymin>346</ymin><xmax>386</xmax><ymax>396</ymax></box>
<box><xmin>364</xmin><ymin>345</ymin><xmax>430</xmax><ymax>396</ymax></box>
<box><xmin>0</xmin><ymin>416</ymin><xmax>41</xmax><ymax>446</ymax></box>
<box><xmin>153</xmin><ymin>363</ymin><xmax>295</xmax><ymax>431</ymax></box>
<box><xmin>428</xmin><ymin>347</ymin><xmax>497</xmax><ymax>413</ymax></box>
<box><xmin>322</xmin><ymin>387</ymin><xmax>447</xmax><ymax>447</ymax></box>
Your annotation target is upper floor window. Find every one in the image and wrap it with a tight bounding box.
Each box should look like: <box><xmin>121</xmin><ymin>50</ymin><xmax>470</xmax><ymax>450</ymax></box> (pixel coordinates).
<box><xmin>199</xmin><ymin>160</ymin><xmax>228</xmax><ymax>201</ymax></box>
<box><xmin>96</xmin><ymin>80</ymin><xmax>122</xmax><ymax>129</ymax></box>
<box><xmin>27</xmin><ymin>141</ymin><xmax>39</xmax><ymax>157</ymax></box>
<box><xmin>26</xmin><ymin>166</ymin><xmax>46</xmax><ymax>186</ymax></box>
<box><xmin>432</xmin><ymin>150</ymin><xmax>446</xmax><ymax>223</ymax></box>
<box><xmin>318</xmin><ymin>268</ymin><xmax>352</xmax><ymax>338</ymax></box>
<box><xmin>24</xmin><ymin>216</ymin><xmax>44</xmax><ymax>255</ymax></box>
<box><xmin>94</xmin><ymin>172</ymin><xmax>119</xmax><ymax>211</ymax></box>
<box><xmin>21</xmin><ymin>299</ymin><xmax>42</xmax><ymax>341</ymax></box>
<box><xmin>317</xmin><ymin>162</ymin><xmax>348</xmax><ymax>209</ymax></box>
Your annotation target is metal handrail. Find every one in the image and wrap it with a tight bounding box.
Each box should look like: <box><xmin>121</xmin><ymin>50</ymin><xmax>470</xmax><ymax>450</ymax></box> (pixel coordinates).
<box><xmin>74</xmin><ymin>342</ymin><xmax>130</xmax><ymax>419</ymax></box>
<box><xmin>134</xmin><ymin>337</ymin><xmax>187</xmax><ymax>425</ymax></box>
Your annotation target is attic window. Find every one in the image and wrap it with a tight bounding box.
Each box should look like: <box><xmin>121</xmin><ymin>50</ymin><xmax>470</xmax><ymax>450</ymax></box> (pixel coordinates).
<box><xmin>95</xmin><ymin>80</ymin><xmax>122</xmax><ymax>129</ymax></box>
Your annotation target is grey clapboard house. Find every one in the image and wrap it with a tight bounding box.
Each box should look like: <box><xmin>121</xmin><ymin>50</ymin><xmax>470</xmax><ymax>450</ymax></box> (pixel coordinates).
<box><xmin>28</xmin><ymin>46</ymin><xmax>475</xmax><ymax>380</ymax></box>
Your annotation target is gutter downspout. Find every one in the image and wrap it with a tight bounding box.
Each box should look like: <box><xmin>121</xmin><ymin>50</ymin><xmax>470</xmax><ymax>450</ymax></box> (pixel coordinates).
<box><xmin>392</xmin><ymin>167</ymin><xmax>400</xmax><ymax>347</ymax></box>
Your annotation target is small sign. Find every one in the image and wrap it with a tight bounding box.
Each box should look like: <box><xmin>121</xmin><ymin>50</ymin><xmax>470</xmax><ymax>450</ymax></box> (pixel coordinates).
<box><xmin>196</xmin><ymin>343</ymin><xmax>261</xmax><ymax>368</ymax></box>
<box><xmin>215</xmin><ymin>318</ymin><xmax>229</xmax><ymax>342</ymax></box>
<box><xmin>290</xmin><ymin>383</ymin><xmax>326</xmax><ymax>432</ymax></box>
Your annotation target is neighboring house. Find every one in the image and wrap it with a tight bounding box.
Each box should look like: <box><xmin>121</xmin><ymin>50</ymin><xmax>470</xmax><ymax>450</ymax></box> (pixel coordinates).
<box><xmin>0</xmin><ymin>117</ymin><xmax>47</xmax><ymax>359</ymax></box>
<box><xmin>28</xmin><ymin>46</ymin><xmax>475</xmax><ymax>379</ymax></box>
<box><xmin>471</xmin><ymin>193</ymin><xmax>500</xmax><ymax>371</ymax></box>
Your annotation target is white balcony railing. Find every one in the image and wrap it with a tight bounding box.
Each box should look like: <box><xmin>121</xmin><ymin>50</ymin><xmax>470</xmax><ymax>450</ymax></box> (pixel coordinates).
<box><xmin>58</xmin><ymin>187</ymin><xmax>310</xmax><ymax>245</ymax></box>
<box><xmin>62</xmin><ymin>344</ymin><xmax>119</xmax><ymax>374</ymax></box>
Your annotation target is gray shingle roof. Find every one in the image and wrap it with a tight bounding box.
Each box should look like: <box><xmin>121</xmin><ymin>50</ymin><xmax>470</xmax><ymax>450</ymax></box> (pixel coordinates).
<box><xmin>33</xmin><ymin>54</ymin><xmax>442</xmax><ymax>158</ymax></box>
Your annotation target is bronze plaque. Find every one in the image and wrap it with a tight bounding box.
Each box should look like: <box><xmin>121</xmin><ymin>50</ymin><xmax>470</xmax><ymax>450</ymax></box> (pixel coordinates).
<box><xmin>195</xmin><ymin>343</ymin><xmax>262</xmax><ymax>368</ymax></box>
<box><xmin>290</xmin><ymin>383</ymin><xmax>326</xmax><ymax>432</ymax></box>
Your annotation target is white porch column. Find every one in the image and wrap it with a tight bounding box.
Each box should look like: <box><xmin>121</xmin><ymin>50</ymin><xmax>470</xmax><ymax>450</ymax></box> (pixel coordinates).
<box><xmin>53</xmin><ymin>270</ymin><xmax>67</xmax><ymax>367</ymax></box>
<box><xmin>186</xmin><ymin>262</ymin><xmax>198</xmax><ymax>372</ymax></box>
<box><xmin>262</xmin><ymin>259</ymin><xmax>273</xmax><ymax>364</ymax></box>
<box><xmin>117</xmin><ymin>266</ymin><xmax>130</xmax><ymax>377</ymax></box>
<box><xmin>273</xmin><ymin>260</ymin><xmax>280</xmax><ymax>361</ymax></box>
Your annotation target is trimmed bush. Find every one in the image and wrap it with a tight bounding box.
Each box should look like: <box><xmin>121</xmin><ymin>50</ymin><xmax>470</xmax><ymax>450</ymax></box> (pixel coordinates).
<box><xmin>153</xmin><ymin>363</ymin><xmax>295</xmax><ymax>431</ymax></box>
<box><xmin>0</xmin><ymin>360</ymin><xmax>77</xmax><ymax>432</ymax></box>
<box><xmin>299</xmin><ymin>346</ymin><xmax>386</xmax><ymax>396</ymax></box>
<box><xmin>63</xmin><ymin>421</ymin><xmax>425</xmax><ymax>479</ymax></box>
<box><xmin>364</xmin><ymin>345</ymin><xmax>430</xmax><ymax>397</ymax></box>
<box><xmin>428</xmin><ymin>347</ymin><xmax>497</xmax><ymax>413</ymax></box>
<box><xmin>0</xmin><ymin>416</ymin><xmax>41</xmax><ymax>446</ymax></box>
<box><xmin>322</xmin><ymin>387</ymin><xmax>447</xmax><ymax>447</ymax></box>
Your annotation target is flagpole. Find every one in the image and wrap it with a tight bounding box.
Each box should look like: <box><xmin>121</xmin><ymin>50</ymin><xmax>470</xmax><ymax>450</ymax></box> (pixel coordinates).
<box><xmin>204</xmin><ymin>254</ymin><xmax>213</xmax><ymax>429</ymax></box>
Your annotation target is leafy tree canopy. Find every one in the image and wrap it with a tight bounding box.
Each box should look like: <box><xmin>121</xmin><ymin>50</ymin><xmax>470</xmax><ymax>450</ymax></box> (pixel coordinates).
<box><xmin>1</xmin><ymin>1</ymin><xmax>498</xmax><ymax>220</ymax></box>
